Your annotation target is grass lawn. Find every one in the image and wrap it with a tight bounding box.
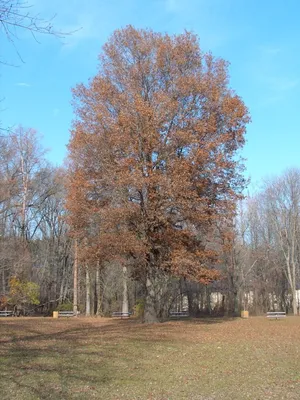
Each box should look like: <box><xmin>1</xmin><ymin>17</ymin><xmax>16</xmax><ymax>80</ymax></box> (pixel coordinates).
<box><xmin>1</xmin><ymin>316</ymin><xmax>300</xmax><ymax>399</ymax></box>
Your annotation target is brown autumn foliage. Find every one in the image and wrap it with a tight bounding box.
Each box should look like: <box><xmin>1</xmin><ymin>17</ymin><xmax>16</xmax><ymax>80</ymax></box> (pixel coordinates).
<box><xmin>67</xmin><ymin>26</ymin><xmax>249</xmax><ymax>322</ymax></box>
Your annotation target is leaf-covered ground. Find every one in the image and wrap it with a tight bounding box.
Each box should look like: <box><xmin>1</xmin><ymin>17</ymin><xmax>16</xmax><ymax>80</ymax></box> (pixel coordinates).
<box><xmin>0</xmin><ymin>316</ymin><xmax>300</xmax><ymax>399</ymax></box>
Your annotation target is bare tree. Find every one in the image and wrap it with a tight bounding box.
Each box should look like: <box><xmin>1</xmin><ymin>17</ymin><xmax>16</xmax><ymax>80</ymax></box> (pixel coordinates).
<box><xmin>0</xmin><ymin>130</ymin><xmax>73</xmax><ymax>312</ymax></box>
<box><xmin>262</xmin><ymin>169</ymin><xmax>300</xmax><ymax>315</ymax></box>
<box><xmin>0</xmin><ymin>0</ymin><xmax>72</xmax><ymax>64</ymax></box>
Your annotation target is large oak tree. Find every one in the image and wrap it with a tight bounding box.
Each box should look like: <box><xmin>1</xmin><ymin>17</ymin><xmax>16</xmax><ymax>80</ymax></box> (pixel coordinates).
<box><xmin>67</xmin><ymin>26</ymin><xmax>249</xmax><ymax>322</ymax></box>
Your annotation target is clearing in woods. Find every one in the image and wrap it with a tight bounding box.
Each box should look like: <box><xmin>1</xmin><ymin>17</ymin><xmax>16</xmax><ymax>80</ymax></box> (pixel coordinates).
<box><xmin>0</xmin><ymin>316</ymin><xmax>300</xmax><ymax>399</ymax></box>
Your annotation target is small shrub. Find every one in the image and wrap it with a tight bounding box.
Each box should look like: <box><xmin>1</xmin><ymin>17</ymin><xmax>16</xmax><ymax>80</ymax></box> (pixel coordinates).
<box><xmin>134</xmin><ymin>298</ymin><xmax>145</xmax><ymax>318</ymax></box>
<box><xmin>9</xmin><ymin>277</ymin><xmax>40</xmax><ymax>308</ymax></box>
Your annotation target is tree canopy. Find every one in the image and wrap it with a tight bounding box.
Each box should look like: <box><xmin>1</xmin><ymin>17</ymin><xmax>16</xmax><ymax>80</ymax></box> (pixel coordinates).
<box><xmin>67</xmin><ymin>26</ymin><xmax>250</xmax><ymax>322</ymax></box>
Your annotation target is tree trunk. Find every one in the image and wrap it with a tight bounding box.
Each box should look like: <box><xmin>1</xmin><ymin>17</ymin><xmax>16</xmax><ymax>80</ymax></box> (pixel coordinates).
<box><xmin>59</xmin><ymin>273</ymin><xmax>65</xmax><ymax>304</ymax></box>
<box><xmin>20</xmin><ymin>153</ymin><xmax>28</xmax><ymax>243</ymax></box>
<box><xmin>185</xmin><ymin>279</ymin><xmax>194</xmax><ymax>316</ymax></box>
<box><xmin>73</xmin><ymin>239</ymin><xmax>78</xmax><ymax>315</ymax></box>
<box><xmin>2</xmin><ymin>268</ymin><xmax>5</xmax><ymax>295</ymax></box>
<box><xmin>95</xmin><ymin>262</ymin><xmax>102</xmax><ymax>316</ymax></box>
<box><xmin>206</xmin><ymin>285</ymin><xmax>211</xmax><ymax>315</ymax></box>
<box><xmin>292</xmin><ymin>287</ymin><xmax>298</xmax><ymax>315</ymax></box>
<box><xmin>85</xmin><ymin>265</ymin><xmax>91</xmax><ymax>316</ymax></box>
<box><xmin>200</xmin><ymin>288</ymin><xmax>205</xmax><ymax>313</ymax></box>
<box><xmin>144</xmin><ymin>271</ymin><xmax>159</xmax><ymax>323</ymax></box>
<box><xmin>122</xmin><ymin>266</ymin><xmax>129</xmax><ymax>315</ymax></box>
<box><xmin>233</xmin><ymin>290</ymin><xmax>239</xmax><ymax>316</ymax></box>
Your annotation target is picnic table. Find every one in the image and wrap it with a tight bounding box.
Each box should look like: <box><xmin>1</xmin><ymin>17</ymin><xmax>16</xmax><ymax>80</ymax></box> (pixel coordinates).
<box><xmin>169</xmin><ymin>311</ymin><xmax>189</xmax><ymax>318</ymax></box>
<box><xmin>266</xmin><ymin>311</ymin><xmax>286</xmax><ymax>320</ymax></box>
<box><xmin>0</xmin><ymin>310</ymin><xmax>14</xmax><ymax>317</ymax></box>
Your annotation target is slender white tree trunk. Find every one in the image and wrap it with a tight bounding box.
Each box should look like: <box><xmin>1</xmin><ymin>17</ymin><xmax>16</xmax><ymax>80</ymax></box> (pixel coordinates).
<box><xmin>73</xmin><ymin>239</ymin><xmax>78</xmax><ymax>315</ymax></box>
<box><xmin>122</xmin><ymin>266</ymin><xmax>129</xmax><ymax>315</ymax></box>
<box><xmin>292</xmin><ymin>287</ymin><xmax>298</xmax><ymax>315</ymax></box>
<box><xmin>2</xmin><ymin>269</ymin><xmax>5</xmax><ymax>295</ymax></box>
<box><xmin>85</xmin><ymin>265</ymin><xmax>91</xmax><ymax>316</ymax></box>
<box><xmin>20</xmin><ymin>153</ymin><xmax>28</xmax><ymax>243</ymax></box>
<box><xmin>95</xmin><ymin>261</ymin><xmax>102</xmax><ymax>316</ymax></box>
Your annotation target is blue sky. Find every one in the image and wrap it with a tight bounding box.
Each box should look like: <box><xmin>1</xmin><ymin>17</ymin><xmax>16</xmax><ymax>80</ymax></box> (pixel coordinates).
<box><xmin>1</xmin><ymin>0</ymin><xmax>299</xmax><ymax>187</ymax></box>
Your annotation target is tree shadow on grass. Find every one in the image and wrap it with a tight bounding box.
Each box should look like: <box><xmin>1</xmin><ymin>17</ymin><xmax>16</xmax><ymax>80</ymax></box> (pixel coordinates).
<box><xmin>0</xmin><ymin>316</ymin><xmax>230</xmax><ymax>344</ymax></box>
<box><xmin>0</xmin><ymin>329</ymin><xmax>130</xmax><ymax>399</ymax></box>
<box><xmin>0</xmin><ymin>317</ymin><xmax>236</xmax><ymax>399</ymax></box>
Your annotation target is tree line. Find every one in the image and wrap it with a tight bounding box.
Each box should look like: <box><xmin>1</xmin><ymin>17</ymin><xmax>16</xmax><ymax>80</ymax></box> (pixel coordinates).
<box><xmin>1</xmin><ymin>27</ymin><xmax>299</xmax><ymax>321</ymax></box>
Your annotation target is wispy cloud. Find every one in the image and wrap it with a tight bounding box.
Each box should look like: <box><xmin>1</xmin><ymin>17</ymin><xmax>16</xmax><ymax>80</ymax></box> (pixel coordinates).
<box><xmin>250</xmin><ymin>45</ymin><xmax>299</xmax><ymax>107</ymax></box>
<box><xmin>260</xmin><ymin>95</ymin><xmax>282</xmax><ymax>107</ymax></box>
<box><xmin>53</xmin><ymin>108</ymin><xmax>60</xmax><ymax>117</ymax></box>
<box><xmin>259</xmin><ymin>45</ymin><xmax>281</xmax><ymax>56</ymax></box>
<box><xmin>165</xmin><ymin>0</ymin><xmax>183</xmax><ymax>13</ymax></box>
<box><xmin>15</xmin><ymin>82</ymin><xmax>31</xmax><ymax>87</ymax></box>
<box><xmin>267</xmin><ymin>77</ymin><xmax>299</xmax><ymax>92</ymax></box>
<box><xmin>60</xmin><ymin>15</ymin><xmax>99</xmax><ymax>50</ymax></box>
<box><xmin>163</xmin><ymin>0</ymin><xmax>232</xmax><ymax>50</ymax></box>
<box><xmin>32</xmin><ymin>0</ymin><xmax>110</xmax><ymax>50</ymax></box>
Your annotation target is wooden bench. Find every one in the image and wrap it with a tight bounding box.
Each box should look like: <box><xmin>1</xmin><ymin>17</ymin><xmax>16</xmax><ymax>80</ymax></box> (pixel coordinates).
<box><xmin>169</xmin><ymin>311</ymin><xmax>189</xmax><ymax>318</ymax></box>
<box><xmin>267</xmin><ymin>311</ymin><xmax>286</xmax><ymax>320</ymax></box>
<box><xmin>112</xmin><ymin>312</ymin><xmax>131</xmax><ymax>318</ymax></box>
<box><xmin>0</xmin><ymin>311</ymin><xmax>14</xmax><ymax>317</ymax></box>
<box><xmin>58</xmin><ymin>311</ymin><xmax>77</xmax><ymax>317</ymax></box>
